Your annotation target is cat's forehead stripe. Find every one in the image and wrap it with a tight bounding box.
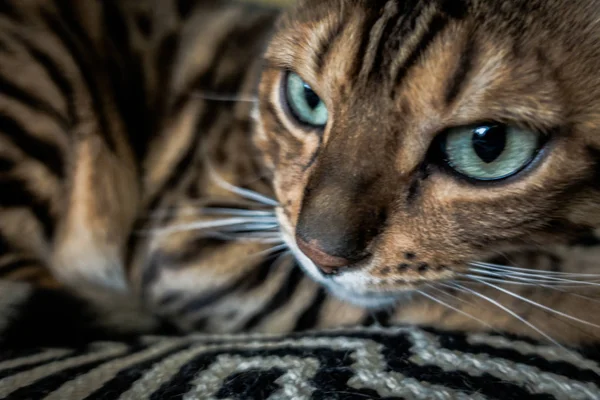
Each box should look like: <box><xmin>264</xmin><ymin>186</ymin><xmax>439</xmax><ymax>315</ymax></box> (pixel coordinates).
<box><xmin>297</xmin><ymin>0</ymin><xmax>472</xmax><ymax>98</ymax></box>
<box><xmin>356</xmin><ymin>0</ymin><xmax>401</xmax><ymax>80</ymax></box>
<box><xmin>390</xmin><ymin>12</ymin><xmax>454</xmax><ymax>95</ymax></box>
<box><xmin>444</xmin><ymin>34</ymin><xmax>477</xmax><ymax>106</ymax></box>
<box><xmin>361</xmin><ymin>0</ymin><xmax>435</xmax><ymax>84</ymax></box>
<box><xmin>312</xmin><ymin>7</ymin><xmax>350</xmax><ymax>74</ymax></box>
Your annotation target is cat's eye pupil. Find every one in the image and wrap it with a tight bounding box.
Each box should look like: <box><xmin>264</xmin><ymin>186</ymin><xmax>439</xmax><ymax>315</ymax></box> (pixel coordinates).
<box><xmin>472</xmin><ymin>125</ymin><xmax>507</xmax><ymax>163</ymax></box>
<box><xmin>443</xmin><ymin>123</ymin><xmax>540</xmax><ymax>181</ymax></box>
<box><xmin>303</xmin><ymin>84</ymin><xmax>320</xmax><ymax>109</ymax></box>
<box><xmin>284</xmin><ymin>72</ymin><xmax>328</xmax><ymax>127</ymax></box>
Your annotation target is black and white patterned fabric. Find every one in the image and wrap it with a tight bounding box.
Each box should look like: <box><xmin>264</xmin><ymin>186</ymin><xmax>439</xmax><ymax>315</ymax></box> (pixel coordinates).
<box><xmin>0</xmin><ymin>326</ymin><xmax>598</xmax><ymax>399</ymax></box>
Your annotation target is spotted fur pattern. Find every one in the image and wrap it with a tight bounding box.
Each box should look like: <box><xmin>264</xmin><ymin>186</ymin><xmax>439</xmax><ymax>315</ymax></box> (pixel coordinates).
<box><xmin>0</xmin><ymin>0</ymin><xmax>599</xmax><ymax>348</ymax></box>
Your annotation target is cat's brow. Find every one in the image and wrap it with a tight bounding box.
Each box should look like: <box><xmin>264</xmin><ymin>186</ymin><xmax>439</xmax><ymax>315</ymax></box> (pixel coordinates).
<box><xmin>444</xmin><ymin>35</ymin><xmax>477</xmax><ymax>106</ymax></box>
<box><xmin>390</xmin><ymin>13</ymin><xmax>450</xmax><ymax>93</ymax></box>
<box><xmin>356</xmin><ymin>0</ymin><xmax>401</xmax><ymax>80</ymax></box>
<box><xmin>313</xmin><ymin>9</ymin><xmax>349</xmax><ymax>74</ymax></box>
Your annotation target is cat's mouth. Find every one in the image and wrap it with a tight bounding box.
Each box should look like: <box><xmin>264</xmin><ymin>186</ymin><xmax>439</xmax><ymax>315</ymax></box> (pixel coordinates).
<box><xmin>288</xmin><ymin>238</ymin><xmax>407</xmax><ymax>308</ymax></box>
<box><xmin>276</xmin><ymin>210</ymin><xmax>413</xmax><ymax>308</ymax></box>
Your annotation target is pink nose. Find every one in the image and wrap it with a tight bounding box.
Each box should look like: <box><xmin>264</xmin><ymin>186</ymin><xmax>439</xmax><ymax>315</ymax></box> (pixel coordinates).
<box><xmin>296</xmin><ymin>238</ymin><xmax>350</xmax><ymax>275</ymax></box>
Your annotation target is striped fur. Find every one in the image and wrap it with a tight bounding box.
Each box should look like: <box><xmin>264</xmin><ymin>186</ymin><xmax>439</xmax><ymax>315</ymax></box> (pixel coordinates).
<box><xmin>0</xmin><ymin>0</ymin><xmax>381</xmax><ymax>342</ymax></box>
<box><xmin>255</xmin><ymin>0</ymin><xmax>600</xmax><ymax>345</ymax></box>
<box><xmin>1</xmin><ymin>0</ymin><xmax>600</xmax><ymax>350</ymax></box>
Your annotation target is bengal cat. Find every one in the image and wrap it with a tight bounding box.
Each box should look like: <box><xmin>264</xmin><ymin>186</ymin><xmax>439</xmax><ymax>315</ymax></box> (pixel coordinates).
<box><xmin>0</xmin><ymin>0</ymin><xmax>599</xmax><ymax>348</ymax></box>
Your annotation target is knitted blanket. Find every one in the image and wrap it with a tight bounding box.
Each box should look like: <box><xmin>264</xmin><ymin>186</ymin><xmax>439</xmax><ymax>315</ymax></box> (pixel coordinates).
<box><xmin>0</xmin><ymin>326</ymin><xmax>598</xmax><ymax>399</ymax></box>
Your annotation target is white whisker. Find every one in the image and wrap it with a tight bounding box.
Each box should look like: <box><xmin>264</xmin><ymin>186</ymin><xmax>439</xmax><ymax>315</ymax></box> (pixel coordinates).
<box><xmin>424</xmin><ymin>283</ymin><xmax>474</xmax><ymax>306</ymax></box>
<box><xmin>450</xmin><ymin>282</ymin><xmax>564</xmax><ymax>349</ymax></box>
<box><xmin>462</xmin><ymin>274</ymin><xmax>597</xmax><ymax>289</ymax></box>
<box><xmin>220</xmin><ymin>231</ymin><xmax>282</xmax><ymax>238</ymax></box>
<box><xmin>471</xmin><ymin>261</ymin><xmax>600</xmax><ymax>278</ymax></box>
<box><xmin>192</xmin><ymin>91</ymin><xmax>258</xmax><ymax>103</ymax></box>
<box><xmin>467</xmin><ymin>268</ymin><xmax>560</xmax><ymax>283</ymax></box>
<box><xmin>207</xmin><ymin>165</ymin><xmax>279</xmax><ymax>207</ymax></box>
<box><xmin>461</xmin><ymin>274</ymin><xmax>540</xmax><ymax>286</ymax></box>
<box><xmin>469</xmin><ymin>277</ymin><xmax>600</xmax><ymax>329</ymax></box>
<box><xmin>147</xmin><ymin>206</ymin><xmax>275</xmax><ymax>220</ymax></box>
<box><xmin>416</xmin><ymin>288</ymin><xmax>494</xmax><ymax>330</ymax></box>
<box><xmin>219</xmin><ymin>235</ymin><xmax>283</xmax><ymax>243</ymax></box>
<box><xmin>218</xmin><ymin>223</ymin><xmax>279</xmax><ymax>232</ymax></box>
<box><xmin>199</xmin><ymin>208</ymin><xmax>276</xmax><ymax>217</ymax></box>
<box><xmin>139</xmin><ymin>217</ymin><xmax>278</xmax><ymax>236</ymax></box>
<box><xmin>468</xmin><ymin>267</ymin><xmax>600</xmax><ymax>286</ymax></box>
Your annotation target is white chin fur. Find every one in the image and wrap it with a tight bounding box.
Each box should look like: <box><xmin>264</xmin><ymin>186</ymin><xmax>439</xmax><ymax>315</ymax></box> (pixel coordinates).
<box><xmin>280</xmin><ymin>229</ymin><xmax>401</xmax><ymax>309</ymax></box>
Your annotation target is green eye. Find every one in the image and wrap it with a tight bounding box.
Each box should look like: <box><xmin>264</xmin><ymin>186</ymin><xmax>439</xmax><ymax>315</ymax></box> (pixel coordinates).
<box><xmin>285</xmin><ymin>72</ymin><xmax>328</xmax><ymax>127</ymax></box>
<box><xmin>442</xmin><ymin>124</ymin><xmax>541</xmax><ymax>181</ymax></box>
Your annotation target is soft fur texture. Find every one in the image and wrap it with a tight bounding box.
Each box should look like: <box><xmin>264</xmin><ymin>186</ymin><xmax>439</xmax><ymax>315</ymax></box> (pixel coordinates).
<box><xmin>255</xmin><ymin>0</ymin><xmax>600</xmax><ymax>344</ymax></box>
<box><xmin>0</xmin><ymin>0</ymin><xmax>599</xmax><ymax>350</ymax></box>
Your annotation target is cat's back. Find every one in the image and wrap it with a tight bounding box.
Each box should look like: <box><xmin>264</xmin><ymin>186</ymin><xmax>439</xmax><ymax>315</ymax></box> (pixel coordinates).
<box><xmin>0</xmin><ymin>0</ymin><xmax>280</xmax><ymax>333</ymax></box>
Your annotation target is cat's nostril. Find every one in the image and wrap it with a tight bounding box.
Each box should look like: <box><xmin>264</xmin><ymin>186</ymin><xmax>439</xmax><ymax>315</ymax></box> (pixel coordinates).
<box><xmin>296</xmin><ymin>237</ymin><xmax>351</xmax><ymax>275</ymax></box>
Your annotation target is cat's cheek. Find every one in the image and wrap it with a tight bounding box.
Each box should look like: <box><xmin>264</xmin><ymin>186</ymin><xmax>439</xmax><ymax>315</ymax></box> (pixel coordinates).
<box><xmin>270</xmin><ymin>152</ymin><xmax>319</xmax><ymax>227</ymax></box>
<box><xmin>272</xmin><ymin>166</ymin><xmax>310</xmax><ymax>227</ymax></box>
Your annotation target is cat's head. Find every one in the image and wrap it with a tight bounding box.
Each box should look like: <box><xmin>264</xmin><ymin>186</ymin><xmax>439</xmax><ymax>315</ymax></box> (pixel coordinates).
<box><xmin>253</xmin><ymin>0</ymin><xmax>600</xmax><ymax>307</ymax></box>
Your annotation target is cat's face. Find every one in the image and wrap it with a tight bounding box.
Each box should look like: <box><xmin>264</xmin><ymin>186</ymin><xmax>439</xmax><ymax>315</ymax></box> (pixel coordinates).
<box><xmin>253</xmin><ymin>0</ymin><xmax>600</xmax><ymax>307</ymax></box>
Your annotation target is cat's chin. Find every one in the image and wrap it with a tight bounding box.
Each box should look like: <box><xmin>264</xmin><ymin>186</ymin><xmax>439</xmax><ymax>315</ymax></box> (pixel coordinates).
<box><xmin>296</xmin><ymin>256</ymin><xmax>406</xmax><ymax>309</ymax></box>
<box><xmin>281</xmin><ymin>231</ymin><xmax>407</xmax><ymax>309</ymax></box>
<box><xmin>324</xmin><ymin>284</ymin><xmax>405</xmax><ymax>309</ymax></box>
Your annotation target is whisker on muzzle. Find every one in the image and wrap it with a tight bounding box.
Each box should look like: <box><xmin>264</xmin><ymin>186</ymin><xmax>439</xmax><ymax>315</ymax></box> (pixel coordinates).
<box><xmin>207</xmin><ymin>164</ymin><xmax>279</xmax><ymax>207</ymax></box>
<box><xmin>471</xmin><ymin>261</ymin><xmax>600</xmax><ymax>278</ymax></box>
<box><xmin>447</xmin><ymin>282</ymin><xmax>565</xmax><ymax>349</ymax></box>
<box><xmin>467</xmin><ymin>265</ymin><xmax>600</xmax><ymax>287</ymax></box>
<box><xmin>138</xmin><ymin>217</ymin><xmax>280</xmax><ymax>236</ymax></box>
<box><xmin>416</xmin><ymin>286</ymin><xmax>494</xmax><ymax>331</ymax></box>
<box><xmin>146</xmin><ymin>207</ymin><xmax>277</xmax><ymax>220</ymax></box>
<box><xmin>197</xmin><ymin>208</ymin><xmax>276</xmax><ymax>217</ymax></box>
<box><xmin>467</xmin><ymin>276</ymin><xmax>600</xmax><ymax>329</ymax></box>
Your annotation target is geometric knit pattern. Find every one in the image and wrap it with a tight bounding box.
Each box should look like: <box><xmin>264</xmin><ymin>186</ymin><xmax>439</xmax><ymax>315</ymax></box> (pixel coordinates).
<box><xmin>0</xmin><ymin>326</ymin><xmax>599</xmax><ymax>399</ymax></box>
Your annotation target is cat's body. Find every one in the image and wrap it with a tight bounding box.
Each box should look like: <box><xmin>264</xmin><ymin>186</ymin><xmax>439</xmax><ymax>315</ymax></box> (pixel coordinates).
<box><xmin>1</xmin><ymin>0</ymin><xmax>600</xmax><ymax>348</ymax></box>
<box><xmin>0</xmin><ymin>0</ymin><xmax>374</xmax><ymax>344</ymax></box>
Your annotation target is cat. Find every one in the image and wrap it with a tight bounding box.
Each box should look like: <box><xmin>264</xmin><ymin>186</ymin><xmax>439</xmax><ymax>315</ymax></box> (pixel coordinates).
<box><xmin>0</xmin><ymin>0</ymin><xmax>599</xmax><ymax>348</ymax></box>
